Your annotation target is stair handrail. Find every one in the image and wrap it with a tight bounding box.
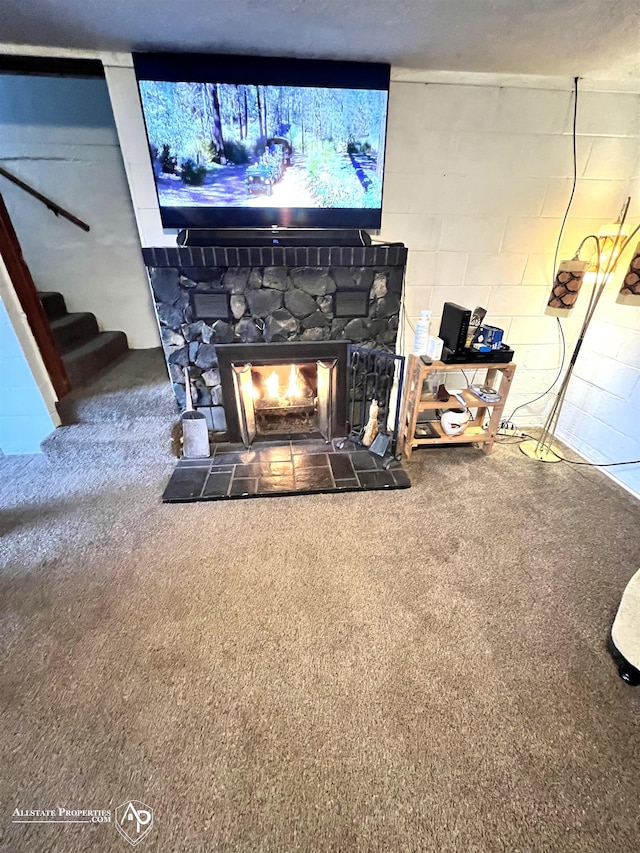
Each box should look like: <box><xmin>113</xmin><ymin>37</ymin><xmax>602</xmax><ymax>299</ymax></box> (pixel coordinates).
<box><xmin>0</xmin><ymin>165</ymin><xmax>90</xmax><ymax>232</ymax></box>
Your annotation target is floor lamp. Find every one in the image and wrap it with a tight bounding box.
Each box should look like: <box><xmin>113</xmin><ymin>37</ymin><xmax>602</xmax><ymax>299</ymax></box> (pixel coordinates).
<box><xmin>521</xmin><ymin>197</ymin><xmax>640</xmax><ymax>462</ymax></box>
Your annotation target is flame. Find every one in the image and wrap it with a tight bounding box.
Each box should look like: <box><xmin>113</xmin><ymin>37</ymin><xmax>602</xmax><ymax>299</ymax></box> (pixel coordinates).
<box><xmin>287</xmin><ymin>364</ymin><xmax>303</xmax><ymax>398</ymax></box>
<box><xmin>265</xmin><ymin>371</ymin><xmax>280</xmax><ymax>399</ymax></box>
<box><xmin>260</xmin><ymin>365</ymin><xmax>304</xmax><ymax>402</ymax></box>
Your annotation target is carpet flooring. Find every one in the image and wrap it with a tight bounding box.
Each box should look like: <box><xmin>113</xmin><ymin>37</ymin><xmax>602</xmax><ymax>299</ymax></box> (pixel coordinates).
<box><xmin>1</xmin><ymin>348</ymin><xmax>639</xmax><ymax>852</ymax></box>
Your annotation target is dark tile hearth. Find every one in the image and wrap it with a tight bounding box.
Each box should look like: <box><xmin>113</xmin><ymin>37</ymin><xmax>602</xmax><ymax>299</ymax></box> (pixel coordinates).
<box><xmin>162</xmin><ymin>438</ymin><xmax>410</xmax><ymax>502</ymax></box>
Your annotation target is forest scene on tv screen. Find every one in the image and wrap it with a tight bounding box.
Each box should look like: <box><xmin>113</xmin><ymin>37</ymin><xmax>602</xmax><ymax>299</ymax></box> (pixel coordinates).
<box><xmin>138</xmin><ymin>80</ymin><xmax>388</xmax><ymax>210</ymax></box>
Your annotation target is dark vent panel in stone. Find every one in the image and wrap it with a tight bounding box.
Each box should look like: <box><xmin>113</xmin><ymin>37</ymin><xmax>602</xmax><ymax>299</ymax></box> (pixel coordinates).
<box><xmin>334</xmin><ymin>290</ymin><xmax>370</xmax><ymax>318</ymax></box>
<box><xmin>191</xmin><ymin>292</ymin><xmax>231</xmax><ymax>321</ymax></box>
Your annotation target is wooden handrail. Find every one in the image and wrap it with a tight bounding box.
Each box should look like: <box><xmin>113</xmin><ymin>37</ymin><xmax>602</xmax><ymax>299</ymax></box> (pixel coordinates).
<box><xmin>0</xmin><ymin>166</ymin><xmax>90</xmax><ymax>232</ymax></box>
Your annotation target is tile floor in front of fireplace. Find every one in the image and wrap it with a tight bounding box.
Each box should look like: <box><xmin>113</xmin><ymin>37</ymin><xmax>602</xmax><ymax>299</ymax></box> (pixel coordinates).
<box><xmin>162</xmin><ymin>437</ymin><xmax>410</xmax><ymax>502</ymax></box>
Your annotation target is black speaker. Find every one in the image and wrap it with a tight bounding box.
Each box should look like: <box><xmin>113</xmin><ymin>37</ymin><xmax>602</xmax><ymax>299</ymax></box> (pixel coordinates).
<box><xmin>176</xmin><ymin>228</ymin><xmax>372</xmax><ymax>247</ymax></box>
<box><xmin>438</xmin><ymin>302</ymin><xmax>471</xmax><ymax>354</ymax></box>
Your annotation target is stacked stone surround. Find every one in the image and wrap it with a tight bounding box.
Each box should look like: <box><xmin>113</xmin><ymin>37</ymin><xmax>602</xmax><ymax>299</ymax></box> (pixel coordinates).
<box><xmin>142</xmin><ymin>244</ymin><xmax>407</xmax><ymax>432</ymax></box>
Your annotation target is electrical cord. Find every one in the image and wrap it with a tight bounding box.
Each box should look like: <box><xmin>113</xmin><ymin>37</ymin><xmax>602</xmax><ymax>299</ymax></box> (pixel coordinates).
<box><xmin>528</xmin><ymin>445</ymin><xmax>640</xmax><ymax>466</ymax></box>
<box><xmin>399</xmin><ymin>269</ymin><xmax>409</xmax><ymax>354</ymax></box>
<box><xmin>406</xmin><ymin>78</ymin><xmax>580</xmax><ymax>427</ymax></box>
<box><xmin>460</xmin><ymin>367</ymin><xmax>480</xmax><ymax>387</ymax></box>
<box><xmin>504</xmin><ymin>76</ymin><xmax>579</xmax><ymax>424</ymax></box>
<box><xmin>495</xmin><ymin>430</ymin><xmax>640</xmax><ymax>466</ymax></box>
<box><xmin>503</xmin><ymin>317</ymin><xmax>566</xmax><ymax>424</ymax></box>
<box><xmin>562</xmin><ymin>457</ymin><xmax>640</xmax><ymax>466</ymax></box>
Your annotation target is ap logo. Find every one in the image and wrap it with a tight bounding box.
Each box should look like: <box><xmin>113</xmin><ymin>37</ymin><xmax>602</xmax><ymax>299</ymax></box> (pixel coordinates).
<box><xmin>114</xmin><ymin>800</ymin><xmax>154</xmax><ymax>845</ymax></box>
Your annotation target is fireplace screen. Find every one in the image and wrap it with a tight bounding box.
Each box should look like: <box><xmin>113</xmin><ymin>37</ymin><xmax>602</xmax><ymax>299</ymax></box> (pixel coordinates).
<box><xmin>232</xmin><ymin>359</ymin><xmax>337</xmax><ymax>445</ymax></box>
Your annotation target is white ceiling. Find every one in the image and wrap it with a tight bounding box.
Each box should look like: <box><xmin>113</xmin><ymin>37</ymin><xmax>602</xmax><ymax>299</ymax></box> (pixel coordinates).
<box><xmin>1</xmin><ymin>0</ymin><xmax>639</xmax><ymax>82</ymax></box>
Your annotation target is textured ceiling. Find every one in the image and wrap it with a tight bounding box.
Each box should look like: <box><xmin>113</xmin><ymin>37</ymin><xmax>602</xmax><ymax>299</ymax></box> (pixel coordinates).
<box><xmin>2</xmin><ymin>0</ymin><xmax>640</xmax><ymax>81</ymax></box>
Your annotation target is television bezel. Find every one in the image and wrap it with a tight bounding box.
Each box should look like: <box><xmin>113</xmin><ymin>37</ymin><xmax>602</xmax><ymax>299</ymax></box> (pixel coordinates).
<box><xmin>132</xmin><ymin>52</ymin><xmax>390</xmax><ymax>231</ymax></box>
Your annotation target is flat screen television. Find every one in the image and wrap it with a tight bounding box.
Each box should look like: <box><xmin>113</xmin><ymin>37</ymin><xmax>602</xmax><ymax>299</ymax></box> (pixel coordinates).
<box><xmin>132</xmin><ymin>52</ymin><xmax>390</xmax><ymax>231</ymax></box>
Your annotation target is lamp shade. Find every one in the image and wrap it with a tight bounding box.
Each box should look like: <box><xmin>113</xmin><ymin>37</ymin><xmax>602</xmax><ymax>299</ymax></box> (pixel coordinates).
<box><xmin>617</xmin><ymin>242</ymin><xmax>640</xmax><ymax>305</ymax></box>
<box><xmin>588</xmin><ymin>223</ymin><xmax>629</xmax><ymax>273</ymax></box>
<box><xmin>545</xmin><ymin>259</ymin><xmax>590</xmax><ymax>317</ymax></box>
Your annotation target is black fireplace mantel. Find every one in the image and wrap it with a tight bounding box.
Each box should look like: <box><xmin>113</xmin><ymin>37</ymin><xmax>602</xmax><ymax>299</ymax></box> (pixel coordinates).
<box><xmin>142</xmin><ymin>244</ymin><xmax>407</xmax><ymax>271</ymax></box>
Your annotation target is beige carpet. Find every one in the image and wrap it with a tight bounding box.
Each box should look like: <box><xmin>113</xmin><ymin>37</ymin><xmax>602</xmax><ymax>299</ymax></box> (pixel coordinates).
<box><xmin>1</xmin><ymin>349</ymin><xmax>639</xmax><ymax>852</ymax></box>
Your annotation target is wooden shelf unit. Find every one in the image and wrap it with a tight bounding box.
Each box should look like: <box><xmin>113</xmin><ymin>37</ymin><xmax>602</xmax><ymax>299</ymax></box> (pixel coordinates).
<box><xmin>399</xmin><ymin>355</ymin><xmax>516</xmax><ymax>458</ymax></box>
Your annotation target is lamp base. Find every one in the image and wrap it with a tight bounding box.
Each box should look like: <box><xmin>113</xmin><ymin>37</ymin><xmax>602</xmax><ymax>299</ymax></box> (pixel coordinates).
<box><xmin>520</xmin><ymin>439</ymin><xmax>563</xmax><ymax>463</ymax></box>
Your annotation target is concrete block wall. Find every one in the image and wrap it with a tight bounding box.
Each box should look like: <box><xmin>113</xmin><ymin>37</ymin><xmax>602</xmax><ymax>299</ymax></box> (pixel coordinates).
<box><xmin>0</xmin><ymin>73</ymin><xmax>158</xmax><ymax>348</ymax></box>
<box><xmin>556</xmin><ymin>150</ymin><xmax>640</xmax><ymax>497</ymax></box>
<box><xmin>379</xmin><ymin>80</ymin><xmax>640</xmax><ymax>497</ymax></box>
<box><xmin>0</xmin><ymin>255</ymin><xmax>59</xmax><ymax>454</ymax></box>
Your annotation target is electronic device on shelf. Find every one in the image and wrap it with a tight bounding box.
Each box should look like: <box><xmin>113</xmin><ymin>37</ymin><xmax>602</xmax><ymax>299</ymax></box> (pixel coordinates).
<box><xmin>469</xmin><ymin>384</ymin><xmax>502</xmax><ymax>403</ymax></box>
<box><xmin>438</xmin><ymin>302</ymin><xmax>513</xmax><ymax>363</ymax></box>
<box><xmin>132</xmin><ymin>52</ymin><xmax>390</xmax><ymax>232</ymax></box>
<box><xmin>438</xmin><ymin>302</ymin><xmax>471</xmax><ymax>355</ymax></box>
<box><xmin>472</xmin><ymin>324</ymin><xmax>504</xmax><ymax>350</ymax></box>
<box><xmin>465</xmin><ymin>305</ymin><xmax>487</xmax><ymax>347</ymax></box>
<box><xmin>441</xmin><ymin>344</ymin><xmax>514</xmax><ymax>364</ymax></box>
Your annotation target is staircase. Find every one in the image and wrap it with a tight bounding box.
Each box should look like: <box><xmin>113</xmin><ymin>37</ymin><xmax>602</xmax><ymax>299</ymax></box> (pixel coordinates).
<box><xmin>39</xmin><ymin>291</ymin><xmax>128</xmax><ymax>389</ymax></box>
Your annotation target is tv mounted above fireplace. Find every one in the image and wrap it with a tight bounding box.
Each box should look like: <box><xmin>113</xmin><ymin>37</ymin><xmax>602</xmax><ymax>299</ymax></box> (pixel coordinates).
<box><xmin>132</xmin><ymin>52</ymin><xmax>390</xmax><ymax>231</ymax></box>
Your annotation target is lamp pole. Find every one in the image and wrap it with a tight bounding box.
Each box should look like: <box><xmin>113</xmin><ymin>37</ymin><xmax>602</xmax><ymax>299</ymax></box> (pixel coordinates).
<box><xmin>521</xmin><ymin>198</ymin><xmax>637</xmax><ymax>462</ymax></box>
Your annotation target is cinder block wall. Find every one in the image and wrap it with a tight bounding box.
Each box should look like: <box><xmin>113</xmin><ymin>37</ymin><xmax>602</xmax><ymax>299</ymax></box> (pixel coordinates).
<box><xmin>555</xmin><ymin>148</ymin><xmax>640</xmax><ymax>496</ymax></box>
<box><xmin>380</xmin><ymin>81</ymin><xmax>640</xmax><ymax>497</ymax></box>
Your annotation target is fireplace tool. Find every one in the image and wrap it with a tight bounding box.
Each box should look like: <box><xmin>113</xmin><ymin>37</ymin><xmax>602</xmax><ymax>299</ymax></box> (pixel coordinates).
<box><xmin>181</xmin><ymin>366</ymin><xmax>210</xmax><ymax>459</ymax></box>
<box><xmin>339</xmin><ymin>346</ymin><xmax>405</xmax><ymax>467</ymax></box>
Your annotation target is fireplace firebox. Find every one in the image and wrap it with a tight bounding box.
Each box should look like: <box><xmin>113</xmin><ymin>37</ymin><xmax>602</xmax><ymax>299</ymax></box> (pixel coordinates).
<box><xmin>217</xmin><ymin>341</ymin><xmax>349</xmax><ymax>446</ymax></box>
<box><xmin>250</xmin><ymin>362</ymin><xmax>319</xmax><ymax>435</ymax></box>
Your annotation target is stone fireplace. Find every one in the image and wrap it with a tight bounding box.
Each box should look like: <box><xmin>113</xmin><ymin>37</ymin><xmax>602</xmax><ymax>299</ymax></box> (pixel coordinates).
<box><xmin>143</xmin><ymin>243</ymin><xmax>408</xmax><ymax>439</ymax></box>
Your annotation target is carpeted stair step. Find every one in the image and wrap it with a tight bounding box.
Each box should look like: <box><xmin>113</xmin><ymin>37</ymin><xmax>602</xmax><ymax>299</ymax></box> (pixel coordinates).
<box><xmin>56</xmin><ymin>348</ymin><xmax>177</xmax><ymax>426</ymax></box>
<box><xmin>62</xmin><ymin>331</ymin><xmax>129</xmax><ymax>388</ymax></box>
<box><xmin>38</xmin><ymin>290</ymin><xmax>68</xmax><ymax>322</ymax></box>
<box><xmin>50</xmin><ymin>311</ymin><xmax>100</xmax><ymax>354</ymax></box>
<box><xmin>42</xmin><ymin>352</ymin><xmax>178</xmax><ymax>461</ymax></box>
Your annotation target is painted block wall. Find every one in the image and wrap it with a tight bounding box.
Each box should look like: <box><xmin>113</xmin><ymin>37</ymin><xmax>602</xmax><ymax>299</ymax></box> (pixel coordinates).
<box><xmin>379</xmin><ymin>80</ymin><xmax>640</xmax><ymax>497</ymax></box>
<box><xmin>0</xmin><ymin>255</ymin><xmax>59</xmax><ymax>454</ymax></box>
<box><xmin>0</xmin><ymin>73</ymin><xmax>158</xmax><ymax>348</ymax></box>
<box><xmin>103</xmin><ymin>60</ymin><xmax>640</xmax><ymax>497</ymax></box>
<box><xmin>555</xmin><ymin>155</ymin><xmax>640</xmax><ymax>497</ymax></box>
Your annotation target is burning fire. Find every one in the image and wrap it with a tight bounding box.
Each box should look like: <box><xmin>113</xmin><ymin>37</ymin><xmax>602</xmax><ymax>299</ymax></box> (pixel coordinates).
<box><xmin>287</xmin><ymin>364</ymin><xmax>303</xmax><ymax>398</ymax></box>
<box><xmin>261</xmin><ymin>364</ymin><xmax>305</xmax><ymax>402</ymax></box>
<box><xmin>265</xmin><ymin>370</ymin><xmax>280</xmax><ymax>399</ymax></box>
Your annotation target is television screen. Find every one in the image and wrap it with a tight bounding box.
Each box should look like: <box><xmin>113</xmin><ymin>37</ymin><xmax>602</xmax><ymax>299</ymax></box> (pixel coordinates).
<box><xmin>132</xmin><ymin>53</ymin><xmax>390</xmax><ymax>230</ymax></box>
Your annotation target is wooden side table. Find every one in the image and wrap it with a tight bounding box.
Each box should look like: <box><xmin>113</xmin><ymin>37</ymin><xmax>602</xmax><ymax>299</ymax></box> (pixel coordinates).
<box><xmin>398</xmin><ymin>355</ymin><xmax>516</xmax><ymax>458</ymax></box>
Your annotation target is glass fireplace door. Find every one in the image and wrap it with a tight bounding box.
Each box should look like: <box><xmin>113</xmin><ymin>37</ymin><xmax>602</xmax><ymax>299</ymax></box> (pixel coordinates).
<box><xmin>231</xmin><ymin>363</ymin><xmax>257</xmax><ymax>447</ymax></box>
<box><xmin>230</xmin><ymin>358</ymin><xmax>338</xmax><ymax>447</ymax></box>
<box><xmin>317</xmin><ymin>360</ymin><xmax>337</xmax><ymax>443</ymax></box>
